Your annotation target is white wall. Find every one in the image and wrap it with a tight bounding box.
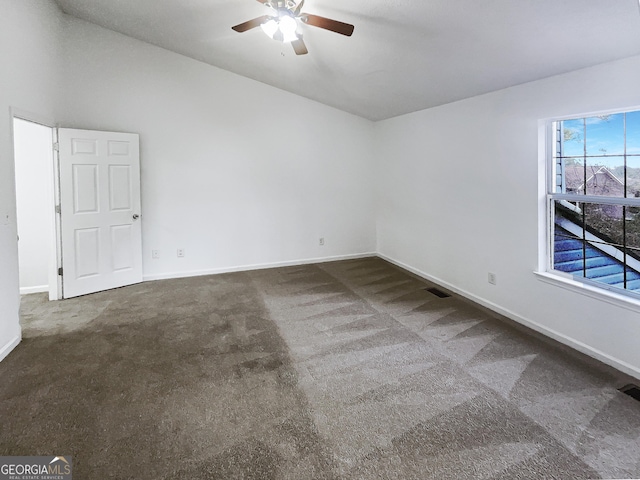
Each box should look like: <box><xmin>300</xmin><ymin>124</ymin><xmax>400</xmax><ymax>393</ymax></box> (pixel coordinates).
<box><xmin>57</xmin><ymin>16</ymin><xmax>376</xmax><ymax>280</ymax></box>
<box><xmin>13</xmin><ymin>118</ymin><xmax>54</xmax><ymax>294</ymax></box>
<box><xmin>0</xmin><ymin>0</ymin><xmax>61</xmax><ymax>361</ymax></box>
<box><xmin>375</xmin><ymin>55</ymin><xmax>640</xmax><ymax>378</ymax></box>
<box><xmin>4</xmin><ymin>0</ymin><xmax>640</xmax><ymax>381</ymax></box>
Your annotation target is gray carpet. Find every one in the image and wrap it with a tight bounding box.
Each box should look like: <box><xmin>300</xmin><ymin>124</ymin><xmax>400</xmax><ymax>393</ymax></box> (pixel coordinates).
<box><xmin>2</xmin><ymin>257</ymin><xmax>640</xmax><ymax>479</ymax></box>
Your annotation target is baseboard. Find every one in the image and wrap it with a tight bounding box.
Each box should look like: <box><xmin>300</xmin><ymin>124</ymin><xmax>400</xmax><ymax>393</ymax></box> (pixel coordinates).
<box><xmin>378</xmin><ymin>253</ymin><xmax>640</xmax><ymax>381</ymax></box>
<box><xmin>20</xmin><ymin>285</ymin><xmax>48</xmax><ymax>295</ymax></box>
<box><xmin>0</xmin><ymin>333</ymin><xmax>21</xmax><ymax>363</ymax></box>
<box><xmin>143</xmin><ymin>252</ymin><xmax>377</xmax><ymax>282</ymax></box>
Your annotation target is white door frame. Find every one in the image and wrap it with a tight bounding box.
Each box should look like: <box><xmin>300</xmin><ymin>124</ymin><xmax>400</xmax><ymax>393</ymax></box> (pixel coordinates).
<box><xmin>10</xmin><ymin>111</ymin><xmax>144</xmax><ymax>301</ymax></box>
<box><xmin>9</xmin><ymin>107</ymin><xmax>62</xmax><ymax>301</ymax></box>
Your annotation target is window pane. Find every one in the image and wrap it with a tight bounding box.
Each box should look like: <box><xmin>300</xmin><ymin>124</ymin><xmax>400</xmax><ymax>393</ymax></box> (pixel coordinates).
<box><xmin>583</xmin><ymin>203</ymin><xmax>626</xmax><ymax>291</ymax></box>
<box><xmin>628</xmin><ymin>205</ymin><xmax>640</xmax><ymax>253</ymax></box>
<box><xmin>624</xmin><ymin>256</ymin><xmax>640</xmax><ymax>292</ymax></box>
<box><xmin>553</xmin><ymin>199</ymin><xmax>640</xmax><ymax>293</ymax></box>
<box><xmin>626</xmin><ymin>111</ymin><xmax>640</xmax><ymax>155</ymax></box>
<box><xmin>584</xmin><ymin>202</ymin><xmax>624</xmax><ymax>247</ymax></box>
<box><xmin>628</xmin><ymin>155</ymin><xmax>640</xmax><ymax>199</ymax></box>
<box><xmin>586</xmin><ymin>113</ymin><xmax>624</xmax><ymax>157</ymax></box>
<box><xmin>560</xmin><ymin>118</ymin><xmax>584</xmax><ymax>158</ymax></box>
<box><xmin>551</xmin><ymin>199</ymin><xmax>640</xmax><ymax>294</ymax></box>
<box><xmin>561</xmin><ymin>159</ymin><xmax>585</xmax><ymax>195</ymax></box>
<box><xmin>584</xmin><ymin>156</ymin><xmax>625</xmax><ymax>197</ymax></box>
<box><xmin>627</xmin><ymin>111</ymin><xmax>640</xmax><ymax>197</ymax></box>
<box><xmin>553</xmin><ymin>201</ymin><xmax>585</xmax><ymax>276</ymax></box>
<box><xmin>627</xmin><ymin>209</ymin><xmax>640</xmax><ymax>292</ymax></box>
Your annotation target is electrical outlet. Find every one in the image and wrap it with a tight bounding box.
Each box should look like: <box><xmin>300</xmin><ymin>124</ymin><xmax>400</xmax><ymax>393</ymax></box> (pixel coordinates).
<box><xmin>152</xmin><ymin>250</ymin><xmax>160</xmax><ymax>259</ymax></box>
<box><xmin>488</xmin><ymin>272</ymin><xmax>497</xmax><ymax>285</ymax></box>
<box><xmin>319</xmin><ymin>237</ymin><xmax>325</xmax><ymax>246</ymax></box>
<box><xmin>177</xmin><ymin>249</ymin><xmax>185</xmax><ymax>258</ymax></box>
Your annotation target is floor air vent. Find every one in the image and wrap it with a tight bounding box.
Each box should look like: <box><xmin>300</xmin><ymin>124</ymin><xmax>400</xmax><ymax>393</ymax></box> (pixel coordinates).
<box><xmin>425</xmin><ymin>287</ymin><xmax>451</xmax><ymax>298</ymax></box>
<box><xmin>619</xmin><ymin>384</ymin><xmax>640</xmax><ymax>401</ymax></box>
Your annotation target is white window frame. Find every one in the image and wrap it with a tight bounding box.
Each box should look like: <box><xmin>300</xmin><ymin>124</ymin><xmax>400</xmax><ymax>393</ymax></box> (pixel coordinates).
<box><xmin>535</xmin><ymin>107</ymin><xmax>640</xmax><ymax>313</ymax></box>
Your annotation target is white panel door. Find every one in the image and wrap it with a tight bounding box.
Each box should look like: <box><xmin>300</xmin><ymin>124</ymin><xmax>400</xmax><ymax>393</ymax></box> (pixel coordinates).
<box><xmin>58</xmin><ymin>128</ymin><xmax>142</xmax><ymax>298</ymax></box>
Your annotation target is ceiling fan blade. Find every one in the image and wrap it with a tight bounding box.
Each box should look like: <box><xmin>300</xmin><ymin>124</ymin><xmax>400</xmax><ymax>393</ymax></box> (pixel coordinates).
<box><xmin>291</xmin><ymin>36</ymin><xmax>308</xmax><ymax>55</ymax></box>
<box><xmin>293</xmin><ymin>0</ymin><xmax>305</xmax><ymax>15</ymax></box>
<box><xmin>232</xmin><ymin>15</ymin><xmax>272</xmax><ymax>33</ymax></box>
<box><xmin>301</xmin><ymin>14</ymin><xmax>354</xmax><ymax>36</ymax></box>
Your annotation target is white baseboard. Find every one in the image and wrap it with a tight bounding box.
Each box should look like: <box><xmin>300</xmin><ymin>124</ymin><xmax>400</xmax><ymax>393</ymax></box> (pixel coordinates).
<box><xmin>0</xmin><ymin>333</ymin><xmax>21</xmax><ymax>363</ymax></box>
<box><xmin>378</xmin><ymin>253</ymin><xmax>640</xmax><ymax>381</ymax></box>
<box><xmin>20</xmin><ymin>285</ymin><xmax>48</xmax><ymax>295</ymax></box>
<box><xmin>143</xmin><ymin>252</ymin><xmax>377</xmax><ymax>282</ymax></box>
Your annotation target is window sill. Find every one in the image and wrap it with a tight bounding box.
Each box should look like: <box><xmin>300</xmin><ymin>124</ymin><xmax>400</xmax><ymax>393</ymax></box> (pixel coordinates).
<box><xmin>534</xmin><ymin>270</ymin><xmax>640</xmax><ymax>314</ymax></box>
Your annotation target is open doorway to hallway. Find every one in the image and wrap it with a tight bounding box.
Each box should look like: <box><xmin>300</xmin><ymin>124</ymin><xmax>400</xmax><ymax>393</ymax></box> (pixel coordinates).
<box><xmin>12</xmin><ymin>117</ymin><xmax>59</xmax><ymax>300</ymax></box>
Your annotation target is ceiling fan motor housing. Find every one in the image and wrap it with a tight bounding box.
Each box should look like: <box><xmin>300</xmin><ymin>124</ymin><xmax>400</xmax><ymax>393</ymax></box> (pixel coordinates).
<box><xmin>232</xmin><ymin>0</ymin><xmax>354</xmax><ymax>55</ymax></box>
<box><xmin>264</xmin><ymin>1</ymin><xmax>294</xmax><ymax>10</ymax></box>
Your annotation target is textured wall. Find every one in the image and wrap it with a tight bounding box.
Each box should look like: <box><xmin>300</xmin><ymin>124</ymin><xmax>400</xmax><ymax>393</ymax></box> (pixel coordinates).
<box><xmin>375</xmin><ymin>55</ymin><xmax>640</xmax><ymax>377</ymax></box>
<box><xmin>57</xmin><ymin>16</ymin><xmax>377</xmax><ymax>280</ymax></box>
<box><xmin>0</xmin><ymin>0</ymin><xmax>62</xmax><ymax>360</ymax></box>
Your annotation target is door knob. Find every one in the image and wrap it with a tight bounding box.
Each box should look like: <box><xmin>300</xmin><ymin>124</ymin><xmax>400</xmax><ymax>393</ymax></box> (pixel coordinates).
<box><xmin>133</xmin><ymin>214</ymin><xmax>140</xmax><ymax>220</ymax></box>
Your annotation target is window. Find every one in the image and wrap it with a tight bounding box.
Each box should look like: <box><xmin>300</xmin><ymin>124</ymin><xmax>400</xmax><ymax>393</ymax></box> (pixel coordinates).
<box><xmin>549</xmin><ymin>110</ymin><xmax>640</xmax><ymax>299</ymax></box>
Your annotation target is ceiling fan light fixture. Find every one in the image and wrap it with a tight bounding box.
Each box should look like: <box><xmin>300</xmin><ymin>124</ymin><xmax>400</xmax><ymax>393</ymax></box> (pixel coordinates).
<box><xmin>278</xmin><ymin>15</ymin><xmax>298</xmax><ymax>43</ymax></box>
<box><xmin>232</xmin><ymin>0</ymin><xmax>354</xmax><ymax>55</ymax></box>
<box><xmin>260</xmin><ymin>18</ymin><xmax>279</xmax><ymax>38</ymax></box>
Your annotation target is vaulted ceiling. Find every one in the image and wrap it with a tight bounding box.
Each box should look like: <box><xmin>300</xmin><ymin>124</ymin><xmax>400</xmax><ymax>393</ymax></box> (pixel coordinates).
<box><xmin>54</xmin><ymin>0</ymin><xmax>640</xmax><ymax>121</ymax></box>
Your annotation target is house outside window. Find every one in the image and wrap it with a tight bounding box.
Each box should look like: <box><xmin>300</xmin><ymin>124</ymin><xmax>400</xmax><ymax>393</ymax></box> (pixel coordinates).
<box><xmin>549</xmin><ymin>110</ymin><xmax>640</xmax><ymax>298</ymax></box>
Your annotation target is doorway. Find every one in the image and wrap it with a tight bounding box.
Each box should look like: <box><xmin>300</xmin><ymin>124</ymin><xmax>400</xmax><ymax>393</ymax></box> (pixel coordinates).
<box><xmin>12</xmin><ymin>117</ymin><xmax>59</xmax><ymax>300</ymax></box>
<box><xmin>13</xmin><ymin>120</ymin><xmax>143</xmax><ymax>301</ymax></box>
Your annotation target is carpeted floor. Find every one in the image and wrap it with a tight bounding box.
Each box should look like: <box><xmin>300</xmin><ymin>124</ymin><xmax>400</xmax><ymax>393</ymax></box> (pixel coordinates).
<box><xmin>1</xmin><ymin>257</ymin><xmax>640</xmax><ymax>479</ymax></box>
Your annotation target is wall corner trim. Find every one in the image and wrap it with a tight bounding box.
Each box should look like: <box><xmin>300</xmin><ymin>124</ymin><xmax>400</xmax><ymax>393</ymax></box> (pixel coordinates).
<box><xmin>0</xmin><ymin>333</ymin><xmax>22</xmax><ymax>363</ymax></box>
<box><xmin>378</xmin><ymin>253</ymin><xmax>640</xmax><ymax>381</ymax></box>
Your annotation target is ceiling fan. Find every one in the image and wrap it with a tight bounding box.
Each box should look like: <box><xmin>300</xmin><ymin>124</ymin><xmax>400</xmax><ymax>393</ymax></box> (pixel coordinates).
<box><xmin>231</xmin><ymin>0</ymin><xmax>354</xmax><ymax>55</ymax></box>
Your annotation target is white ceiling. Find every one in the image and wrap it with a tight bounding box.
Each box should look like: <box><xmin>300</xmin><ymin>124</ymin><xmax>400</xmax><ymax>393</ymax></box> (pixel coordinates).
<box><xmin>54</xmin><ymin>0</ymin><xmax>640</xmax><ymax>121</ymax></box>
